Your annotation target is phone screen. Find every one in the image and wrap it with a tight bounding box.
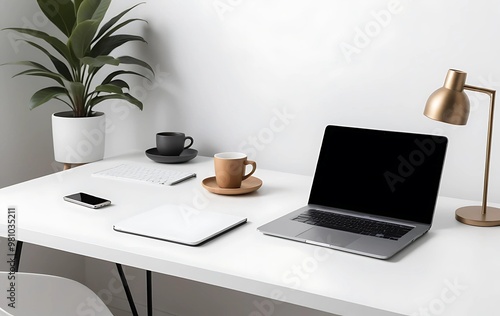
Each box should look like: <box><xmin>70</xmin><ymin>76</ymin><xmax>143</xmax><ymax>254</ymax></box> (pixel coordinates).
<box><xmin>64</xmin><ymin>192</ymin><xmax>110</xmax><ymax>208</ymax></box>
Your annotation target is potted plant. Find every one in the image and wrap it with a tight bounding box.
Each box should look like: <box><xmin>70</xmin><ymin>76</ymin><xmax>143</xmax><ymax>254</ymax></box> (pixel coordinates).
<box><xmin>4</xmin><ymin>0</ymin><xmax>153</xmax><ymax>165</ymax></box>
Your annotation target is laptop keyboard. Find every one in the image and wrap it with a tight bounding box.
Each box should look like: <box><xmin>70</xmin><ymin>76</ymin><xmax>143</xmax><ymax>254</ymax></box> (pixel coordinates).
<box><xmin>292</xmin><ymin>209</ymin><xmax>414</xmax><ymax>241</ymax></box>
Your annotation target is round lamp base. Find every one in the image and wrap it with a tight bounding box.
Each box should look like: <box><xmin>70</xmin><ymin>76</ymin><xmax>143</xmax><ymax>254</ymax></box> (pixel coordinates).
<box><xmin>455</xmin><ymin>206</ymin><xmax>500</xmax><ymax>227</ymax></box>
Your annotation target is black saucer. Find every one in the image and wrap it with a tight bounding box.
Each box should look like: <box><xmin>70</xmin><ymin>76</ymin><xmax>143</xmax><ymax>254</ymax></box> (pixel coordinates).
<box><xmin>145</xmin><ymin>148</ymin><xmax>198</xmax><ymax>163</ymax></box>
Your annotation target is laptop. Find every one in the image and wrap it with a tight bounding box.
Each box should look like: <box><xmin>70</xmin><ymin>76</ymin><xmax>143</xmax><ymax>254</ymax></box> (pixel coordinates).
<box><xmin>258</xmin><ymin>125</ymin><xmax>448</xmax><ymax>259</ymax></box>
<box><xmin>114</xmin><ymin>204</ymin><xmax>247</xmax><ymax>246</ymax></box>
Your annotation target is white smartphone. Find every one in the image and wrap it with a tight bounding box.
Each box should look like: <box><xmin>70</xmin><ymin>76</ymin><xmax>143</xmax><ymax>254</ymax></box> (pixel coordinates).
<box><xmin>63</xmin><ymin>192</ymin><xmax>111</xmax><ymax>209</ymax></box>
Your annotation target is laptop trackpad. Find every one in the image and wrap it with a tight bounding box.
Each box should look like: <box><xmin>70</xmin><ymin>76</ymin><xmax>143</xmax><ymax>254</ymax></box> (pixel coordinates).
<box><xmin>297</xmin><ymin>227</ymin><xmax>360</xmax><ymax>247</ymax></box>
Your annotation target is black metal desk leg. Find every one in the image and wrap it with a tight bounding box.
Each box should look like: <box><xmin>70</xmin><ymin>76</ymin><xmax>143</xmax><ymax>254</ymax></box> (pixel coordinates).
<box><xmin>14</xmin><ymin>241</ymin><xmax>23</xmax><ymax>272</ymax></box>
<box><xmin>147</xmin><ymin>270</ymin><xmax>153</xmax><ymax>316</ymax></box>
<box><xmin>116</xmin><ymin>263</ymin><xmax>139</xmax><ymax>316</ymax></box>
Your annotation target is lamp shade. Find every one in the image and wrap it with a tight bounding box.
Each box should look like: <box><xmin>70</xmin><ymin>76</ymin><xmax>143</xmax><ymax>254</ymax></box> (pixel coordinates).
<box><xmin>424</xmin><ymin>69</ymin><xmax>470</xmax><ymax>125</ymax></box>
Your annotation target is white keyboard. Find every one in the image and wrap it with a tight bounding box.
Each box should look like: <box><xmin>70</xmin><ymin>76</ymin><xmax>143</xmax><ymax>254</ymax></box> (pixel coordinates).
<box><xmin>93</xmin><ymin>164</ymin><xmax>196</xmax><ymax>186</ymax></box>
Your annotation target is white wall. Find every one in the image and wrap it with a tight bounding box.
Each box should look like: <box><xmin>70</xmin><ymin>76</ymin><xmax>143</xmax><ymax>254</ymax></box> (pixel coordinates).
<box><xmin>102</xmin><ymin>0</ymin><xmax>500</xmax><ymax>204</ymax></box>
<box><xmin>0</xmin><ymin>0</ymin><xmax>85</xmax><ymax>285</ymax></box>
<box><xmin>0</xmin><ymin>1</ymin><xmax>68</xmax><ymax>188</ymax></box>
<box><xmin>2</xmin><ymin>0</ymin><xmax>500</xmax><ymax>315</ymax></box>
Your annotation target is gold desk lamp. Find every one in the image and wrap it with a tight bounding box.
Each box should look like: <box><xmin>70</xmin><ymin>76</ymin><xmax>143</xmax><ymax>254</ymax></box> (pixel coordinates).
<box><xmin>424</xmin><ymin>68</ymin><xmax>500</xmax><ymax>226</ymax></box>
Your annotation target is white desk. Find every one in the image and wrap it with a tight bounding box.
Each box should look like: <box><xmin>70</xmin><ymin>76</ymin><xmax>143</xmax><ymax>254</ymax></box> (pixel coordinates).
<box><xmin>0</xmin><ymin>152</ymin><xmax>498</xmax><ymax>316</ymax></box>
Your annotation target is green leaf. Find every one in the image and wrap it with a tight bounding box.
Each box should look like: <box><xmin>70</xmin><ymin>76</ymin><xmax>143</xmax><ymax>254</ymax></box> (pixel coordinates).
<box><xmin>2</xmin><ymin>60</ymin><xmax>51</xmax><ymax>72</ymax></box>
<box><xmin>118</xmin><ymin>56</ymin><xmax>154</xmax><ymax>74</ymax></box>
<box><xmin>29</xmin><ymin>87</ymin><xmax>68</xmax><ymax>110</ymax></box>
<box><xmin>22</xmin><ymin>40</ymin><xmax>73</xmax><ymax>81</ymax></box>
<box><xmin>12</xmin><ymin>69</ymin><xmax>48</xmax><ymax>77</ymax></box>
<box><xmin>108</xmin><ymin>79</ymin><xmax>129</xmax><ymax>90</ymax></box>
<box><xmin>74</xmin><ymin>0</ymin><xmax>84</xmax><ymax>15</ymax></box>
<box><xmin>12</xmin><ymin>69</ymin><xmax>65</xmax><ymax>86</ymax></box>
<box><xmin>68</xmin><ymin>20</ymin><xmax>101</xmax><ymax>58</ymax></box>
<box><xmin>90</xmin><ymin>34</ymin><xmax>146</xmax><ymax>57</ymax></box>
<box><xmin>69</xmin><ymin>0</ymin><xmax>113</xmax><ymax>58</ymax></box>
<box><xmin>89</xmin><ymin>93</ymin><xmax>143</xmax><ymax>110</ymax></box>
<box><xmin>95</xmin><ymin>84</ymin><xmax>123</xmax><ymax>94</ymax></box>
<box><xmin>94</xmin><ymin>18</ymin><xmax>147</xmax><ymax>45</ymax></box>
<box><xmin>4</xmin><ymin>28</ymin><xmax>74</xmax><ymax>64</ymax></box>
<box><xmin>93</xmin><ymin>3</ymin><xmax>145</xmax><ymax>42</ymax></box>
<box><xmin>60</xmin><ymin>80</ymin><xmax>85</xmax><ymax>113</ymax></box>
<box><xmin>64</xmin><ymin>80</ymin><xmax>85</xmax><ymax>99</ymax></box>
<box><xmin>101</xmin><ymin>70</ymin><xmax>150</xmax><ymax>85</ymax></box>
<box><xmin>77</xmin><ymin>0</ymin><xmax>112</xmax><ymax>24</ymax></box>
<box><xmin>37</xmin><ymin>0</ymin><xmax>76</xmax><ymax>37</ymax></box>
<box><xmin>82</xmin><ymin>56</ymin><xmax>120</xmax><ymax>68</ymax></box>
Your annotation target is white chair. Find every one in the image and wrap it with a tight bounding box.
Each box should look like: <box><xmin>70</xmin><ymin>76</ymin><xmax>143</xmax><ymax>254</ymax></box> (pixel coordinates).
<box><xmin>0</xmin><ymin>272</ymin><xmax>113</xmax><ymax>316</ymax></box>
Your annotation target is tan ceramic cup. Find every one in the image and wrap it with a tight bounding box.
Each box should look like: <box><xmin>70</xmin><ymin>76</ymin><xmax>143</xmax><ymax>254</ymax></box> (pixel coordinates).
<box><xmin>214</xmin><ymin>152</ymin><xmax>256</xmax><ymax>188</ymax></box>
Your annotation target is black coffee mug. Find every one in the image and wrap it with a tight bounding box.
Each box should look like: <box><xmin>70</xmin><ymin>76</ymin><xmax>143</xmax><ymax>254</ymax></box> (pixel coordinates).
<box><xmin>156</xmin><ymin>132</ymin><xmax>194</xmax><ymax>156</ymax></box>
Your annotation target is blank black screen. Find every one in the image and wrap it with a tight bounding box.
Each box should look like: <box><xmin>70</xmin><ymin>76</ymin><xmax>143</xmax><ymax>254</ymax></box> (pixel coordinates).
<box><xmin>308</xmin><ymin>125</ymin><xmax>448</xmax><ymax>224</ymax></box>
<box><xmin>67</xmin><ymin>192</ymin><xmax>108</xmax><ymax>205</ymax></box>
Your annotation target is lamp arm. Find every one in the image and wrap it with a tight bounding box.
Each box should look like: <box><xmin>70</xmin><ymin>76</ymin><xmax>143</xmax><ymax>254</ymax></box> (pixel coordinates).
<box><xmin>464</xmin><ymin>84</ymin><xmax>496</xmax><ymax>215</ymax></box>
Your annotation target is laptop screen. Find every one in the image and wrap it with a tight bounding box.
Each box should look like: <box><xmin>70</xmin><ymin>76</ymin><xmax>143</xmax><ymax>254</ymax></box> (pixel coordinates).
<box><xmin>308</xmin><ymin>125</ymin><xmax>448</xmax><ymax>224</ymax></box>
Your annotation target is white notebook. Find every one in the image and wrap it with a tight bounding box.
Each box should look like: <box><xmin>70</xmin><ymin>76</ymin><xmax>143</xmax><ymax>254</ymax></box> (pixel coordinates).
<box><xmin>113</xmin><ymin>204</ymin><xmax>247</xmax><ymax>245</ymax></box>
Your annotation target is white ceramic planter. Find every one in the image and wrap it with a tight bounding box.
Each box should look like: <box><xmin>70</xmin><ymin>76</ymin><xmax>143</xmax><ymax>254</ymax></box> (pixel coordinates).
<box><xmin>52</xmin><ymin>111</ymin><xmax>106</xmax><ymax>164</ymax></box>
